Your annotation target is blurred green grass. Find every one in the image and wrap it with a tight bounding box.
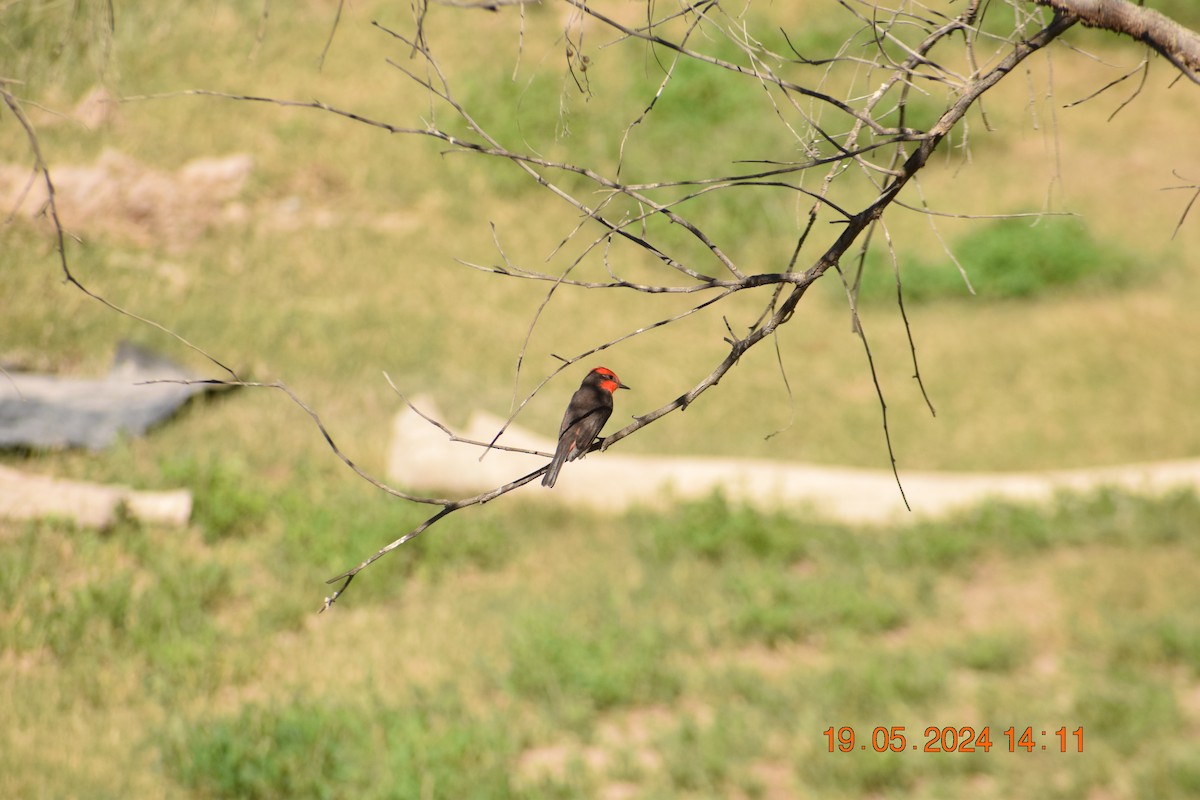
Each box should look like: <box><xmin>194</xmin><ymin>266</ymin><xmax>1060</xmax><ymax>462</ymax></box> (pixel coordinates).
<box><xmin>852</xmin><ymin>216</ymin><xmax>1145</xmax><ymax>303</ymax></box>
<box><xmin>3</xmin><ymin>1</ymin><xmax>1200</xmax><ymax>798</ymax></box>
<box><xmin>4</xmin><ymin>489</ymin><xmax>1200</xmax><ymax>798</ymax></box>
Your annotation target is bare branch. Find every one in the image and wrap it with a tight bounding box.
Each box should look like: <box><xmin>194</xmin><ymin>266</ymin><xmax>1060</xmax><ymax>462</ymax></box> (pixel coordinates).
<box><xmin>382</xmin><ymin>372</ymin><xmax>551</xmax><ymax>459</ymax></box>
<box><xmin>322</xmin><ymin>466</ymin><xmax>546</xmax><ymax>611</ymax></box>
<box><xmin>879</xmin><ymin>220</ymin><xmax>936</xmax><ymax>418</ymax></box>
<box><xmin>1</xmin><ymin>87</ymin><xmax>240</xmax><ymax>380</ymax></box>
<box><xmin>561</xmin><ymin>0</ymin><xmax>923</xmax><ymax>137</ymax></box>
<box><xmin>1163</xmin><ymin>170</ymin><xmax>1200</xmax><ymax>239</ymax></box>
<box><xmin>249</xmin><ymin>0</ymin><xmax>270</xmax><ymax>62</ymax></box>
<box><xmin>142</xmin><ymin>379</ymin><xmax>453</xmax><ymax>505</ymax></box>
<box><xmin>318</xmin><ymin>0</ymin><xmax>345</xmax><ymax>70</ymax></box>
<box><xmin>1032</xmin><ymin>0</ymin><xmax>1200</xmax><ymax>82</ymax></box>
<box><xmin>45</xmin><ymin>2</ymin><xmax>1134</xmax><ymax>610</ymax></box>
<box><xmin>1061</xmin><ymin>57</ymin><xmax>1147</xmax><ymax>110</ymax></box>
<box><xmin>835</xmin><ymin>265</ymin><xmax>910</xmax><ymax>512</ymax></box>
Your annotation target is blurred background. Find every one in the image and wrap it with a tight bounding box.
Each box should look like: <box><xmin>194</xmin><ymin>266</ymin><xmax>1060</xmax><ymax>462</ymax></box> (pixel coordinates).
<box><xmin>2</xmin><ymin>1</ymin><xmax>1199</xmax><ymax>797</ymax></box>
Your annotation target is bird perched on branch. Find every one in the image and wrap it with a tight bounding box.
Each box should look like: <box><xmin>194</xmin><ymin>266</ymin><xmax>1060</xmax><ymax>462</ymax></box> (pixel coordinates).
<box><xmin>542</xmin><ymin>366</ymin><xmax>630</xmax><ymax>488</ymax></box>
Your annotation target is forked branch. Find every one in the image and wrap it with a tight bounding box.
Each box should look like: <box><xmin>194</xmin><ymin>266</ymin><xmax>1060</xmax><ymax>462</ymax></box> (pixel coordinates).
<box><xmin>1032</xmin><ymin>0</ymin><xmax>1200</xmax><ymax>81</ymax></box>
<box><xmin>23</xmin><ymin>1</ymin><xmax>1175</xmax><ymax>611</ymax></box>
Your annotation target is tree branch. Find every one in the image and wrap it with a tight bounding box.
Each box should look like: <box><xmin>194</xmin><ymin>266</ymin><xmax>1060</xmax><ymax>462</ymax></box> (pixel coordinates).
<box><xmin>1032</xmin><ymin>0</ymin><xmax>1200</xmax><ymax>81</ymax></box>
<box><xmin>312</xmin><ymin>5</ymin><xmax>1083</xmax><ymax>608</ymax></box>
<box><xmin>1</xmin><ymin>86</ymin><xmax>240</xmax><ymax>380</ymax></box>
<box><xmin>30</xmin><ymin>2</ymin><xmax>1144</xmax><ymax>612</ymax></box>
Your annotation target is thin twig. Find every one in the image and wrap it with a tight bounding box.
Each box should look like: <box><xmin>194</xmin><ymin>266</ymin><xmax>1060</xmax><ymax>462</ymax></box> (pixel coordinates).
<box><xmin>249</xmin><ymin>0</ymin><xmax>270</xmax><ymax>62</ymax></box>
<box><xmin>835</xmin><ymin>265</ymin><xmax>910</xmax><ymax>512</ymax></box>
<box><xmin>1</xmin><ymin>87</ymin><xmax>239</xmax><ymax>380</ymax></box>
<box><xmin>382</xmin><ymin>372</ymin><xmax>551</xmax><ymax>457</ymax></box>
<box><xmin>762</xmin><ymin>329</ymin><xmax>796</xmax><ymax>441</ymax></box>
<box><xmin>879</xmin><ymin>219</ymin><xmax>935</xmax><ymax>417</ymax></box>
<box><xmin>322</xmin><ymin>9</ymin><xmax>1079</xmax><ymax>604</ymax></box>
<box><xmin>141</xmin><ymin>379</ymin><xmax>450</xmax><ymax>505</ymax></box>
<box><xmin>317</xmin><ymin>0</ymin><xmax>345</xmax><ymax>70</ymax></box>
<box><xmin>1163</xmin><ymin>170</ymin><xmax>1199</xmax><ymax>239</ymax></box>
<box><xmin>100</xmin><ymin>5</ymin><xmax>1081</xmax><ymax>609</ymax></box>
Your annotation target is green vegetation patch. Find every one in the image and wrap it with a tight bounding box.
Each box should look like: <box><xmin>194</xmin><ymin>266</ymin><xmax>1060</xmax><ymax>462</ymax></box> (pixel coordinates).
<box><xmin>5</xmin><ymin>485</ymin><xmax>1199</xmax><ymax>798</ymax></box>
<box><xmin>635</xmin><ymin>492</ymin><xmax>810</xmax><ymax>564</ymax></box>
<box><xmin>856</xmin><ymin>216</ymin><xmax>1143</xmax><ymax>303</ymax></box>
<box><xmin>727</xmin><ymin>566</ymin><xmax>910</xmax><ymax>645</ymax></box>
<box><xmin>162</xmin><ymin>691</ymin><xmax>518</xmax><ymax>799</ymax></box>
<box><xmin>506</xmin><ymin>598</ymin><xmax>684</xmax><ymax>719</ymax></box>
<box><xmin>0</xmin><ymin>519</ymin><xmax>229</xmax><ymax>668</ymax></box>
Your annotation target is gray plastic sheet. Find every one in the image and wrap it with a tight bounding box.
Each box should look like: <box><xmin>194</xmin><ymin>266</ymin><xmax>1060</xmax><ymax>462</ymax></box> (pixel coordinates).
<box><xmin>0</xmin><ymin>342</ymin><xmax>227</xmax><ymax>450</ymax></box>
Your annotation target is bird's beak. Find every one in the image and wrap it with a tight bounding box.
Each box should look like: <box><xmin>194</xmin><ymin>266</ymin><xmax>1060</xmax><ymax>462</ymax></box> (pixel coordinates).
<box><xmin>618</xmin><ymin>380</ymin><xmax>631</xmax><ymax>390</ymax></box>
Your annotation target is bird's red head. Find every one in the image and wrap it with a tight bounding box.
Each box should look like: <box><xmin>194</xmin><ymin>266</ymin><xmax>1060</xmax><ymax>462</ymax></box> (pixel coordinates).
<box><xmin>590</xmin><ymin>366</ymin><xmax>631</xmax><ymax>393</ymax></box>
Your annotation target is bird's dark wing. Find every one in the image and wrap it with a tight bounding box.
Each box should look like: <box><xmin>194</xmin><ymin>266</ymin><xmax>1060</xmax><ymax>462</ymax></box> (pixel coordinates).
<box><xmin>565</xmin><ymin>406</ymin><xmax>612</xmax><ymax>461</ymax></box>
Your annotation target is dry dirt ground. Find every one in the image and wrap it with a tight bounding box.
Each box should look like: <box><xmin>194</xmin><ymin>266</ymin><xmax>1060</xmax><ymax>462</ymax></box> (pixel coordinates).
<box><xmin>388</xmin><ymin>399</ymin><xmax>1200</xmax><ymax>524</ymax></box>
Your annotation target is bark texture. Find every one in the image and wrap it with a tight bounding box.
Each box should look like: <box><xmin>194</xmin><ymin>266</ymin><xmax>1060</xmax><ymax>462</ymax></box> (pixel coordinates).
<box><xmin>1034</xmin><ymin>0</ymin><xmax>1200</xmax><ymax>78</ymax></box>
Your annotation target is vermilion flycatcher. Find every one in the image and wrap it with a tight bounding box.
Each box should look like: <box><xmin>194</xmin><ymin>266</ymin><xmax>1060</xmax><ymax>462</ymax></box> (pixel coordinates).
<box><xmin>542</xmin><ymin>366</ymin><xmax>630</xmax><ymax>488</ymax></box>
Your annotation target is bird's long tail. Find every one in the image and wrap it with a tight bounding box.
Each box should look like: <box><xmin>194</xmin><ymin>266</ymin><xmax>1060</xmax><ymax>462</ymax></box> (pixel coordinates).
<box><xmin>542</xmin><ymin>450</ymin><xmax>566</xmax><ymax>488</ymax></box>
